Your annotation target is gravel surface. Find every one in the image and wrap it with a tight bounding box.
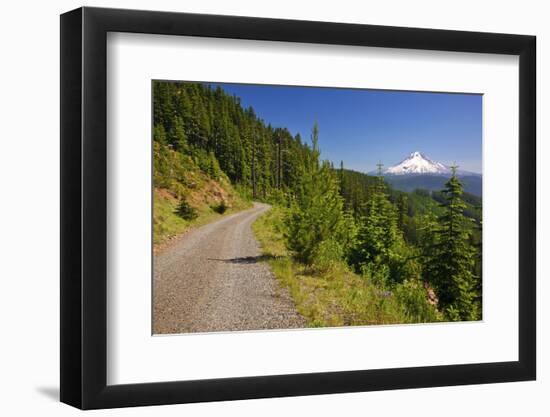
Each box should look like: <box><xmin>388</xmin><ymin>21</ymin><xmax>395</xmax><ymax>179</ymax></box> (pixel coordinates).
<box><xmin>153</xmin><ymin>203</ymin><xmax>305</xmax><ymax>334</ymax></box>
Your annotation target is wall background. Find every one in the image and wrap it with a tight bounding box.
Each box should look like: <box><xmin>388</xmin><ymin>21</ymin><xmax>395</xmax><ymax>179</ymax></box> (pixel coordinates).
<box><xmin>0</xmin><ymin>0</ymin><xmax>545</xmax><ymax>415</ymax></box>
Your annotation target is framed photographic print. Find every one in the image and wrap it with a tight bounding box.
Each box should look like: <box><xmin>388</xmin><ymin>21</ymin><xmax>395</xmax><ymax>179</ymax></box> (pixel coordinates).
<box><xmin>60</xmin><ymin>6</ymin><xmax>536</xmax><ymax>409</ymax></box>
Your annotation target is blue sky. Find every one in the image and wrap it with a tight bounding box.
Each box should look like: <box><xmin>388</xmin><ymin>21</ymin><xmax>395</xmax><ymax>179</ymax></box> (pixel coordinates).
<box><xmin>208</xmin><ymin>82</ymin><xmax>482</xmax><ymax>174</ymax></box>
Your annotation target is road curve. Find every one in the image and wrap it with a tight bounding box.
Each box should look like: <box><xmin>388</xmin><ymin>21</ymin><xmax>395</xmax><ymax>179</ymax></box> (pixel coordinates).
<box><xmin>153</xmin><ymin>203</ymin><xmax>305</xmax><ymax>334</ymax></box>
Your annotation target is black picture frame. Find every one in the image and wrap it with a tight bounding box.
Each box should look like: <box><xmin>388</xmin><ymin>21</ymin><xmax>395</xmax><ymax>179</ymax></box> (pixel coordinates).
<box><xmin>60</xmin><ymin>6</ymin><xmax>536</xmax><ymax>410</ymax></box>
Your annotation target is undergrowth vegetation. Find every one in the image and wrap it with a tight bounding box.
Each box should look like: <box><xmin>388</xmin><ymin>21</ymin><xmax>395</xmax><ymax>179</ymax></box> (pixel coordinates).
<box><xmin>253</xmin><ymin>206</ymin><xmax>442</xmax><ymax>327</ymax></box>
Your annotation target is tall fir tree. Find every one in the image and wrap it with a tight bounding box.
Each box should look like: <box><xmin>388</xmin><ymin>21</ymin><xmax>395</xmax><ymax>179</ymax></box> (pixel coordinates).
<box><xmin>397</xmin><ymin>193</ymin><xmax>408</xmax><ymax>233</ymax></box>
<box><xmin>423</xmin><ymin>165</ymin><xmax>480</xmax><ymax>321</ymax></box>
<box><xmin>285</xmin><ymin>123</ymin><xmax>355</xmax><ymax>265</ymax></box>
<box><xmin>351</xmin><ymin>165</ymin><xmax>400</xmax><ymax>279</ymax></box>
<box><xmin>169</xmin><ymin>116</ymin><xmax>188</xmax><ymax>152</ymax></box>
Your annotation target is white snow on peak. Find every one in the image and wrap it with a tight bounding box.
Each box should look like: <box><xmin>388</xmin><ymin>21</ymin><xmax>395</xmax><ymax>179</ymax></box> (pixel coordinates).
<box><xmin>384</xmin><ymin>151</ymin><xmax>451</xmax><ymax>175</ymax></box>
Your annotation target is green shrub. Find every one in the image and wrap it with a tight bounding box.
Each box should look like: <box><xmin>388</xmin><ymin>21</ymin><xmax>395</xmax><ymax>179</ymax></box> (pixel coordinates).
<box><xmin>267</xmin><ymin>189</ymin><xmax>287</xmax><ymax>206</ymax></box>
<box><xmin>175</xmin><ymin>199</ymin><xmax>198</xmax><ymax>220</ymax></box>
<box><xmin>393</xmin><ymin>280</ymin><xmax>440</xmax><ymax>323</ymax></box>
<box><xmin>212</xmin><ymin>200</ymin><xmax>228</xmax><ymax>214</ymax></box>
<box><xmin>360</xmin><ymin>262</ymin><xmax>391</xmax><ymax>288</ymax></box>
<box><xmin>312</xmin><ymin>239</ymin><xmax>345</xmax><ymax>272</ymax></box>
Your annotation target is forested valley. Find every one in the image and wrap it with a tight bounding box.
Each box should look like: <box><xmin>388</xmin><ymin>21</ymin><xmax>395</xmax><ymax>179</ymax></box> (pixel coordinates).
<box><xmin>153</xmin><ymin>81</ymin><xmax>482</xmax><ymax>325</ymax></box>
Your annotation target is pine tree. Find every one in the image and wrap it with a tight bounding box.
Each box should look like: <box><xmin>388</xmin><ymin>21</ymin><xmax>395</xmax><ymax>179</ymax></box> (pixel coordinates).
<box><xmin>285</xmin><ymin>123</ymin><xmax>355</xmax><ymax>265</ymax></box>
<box><xmin>351</xmin><ymin>166</ymin><xmax>400</xmax><ymax>278</ymax></box>
<box><xmin>153</xmin><ymin>82</ymin><xmax>176</xmax><ymax>132</ymax></box>
<box><xmin>423</xmin><ymin>165</ymin><xmax>480</xmax><ymax>321</ymax></box>
<box><xmin>169</xmin><ymin>116</ymin><xmax>188</xmax><ymax>152</ymax></box>
<box><xmin>472</xmin><ymin>204</ymin><xmax>483</xmax><ymax>316</ymax></box>
<box><xmin>397</xmin><ymin>193</ymin><xmax>408</xmax><ymax>233</ymax></box>
<box><xmin>153</xmin><ymin>124</ymin><xmax>167</xmax><ymax>145</ymax></box>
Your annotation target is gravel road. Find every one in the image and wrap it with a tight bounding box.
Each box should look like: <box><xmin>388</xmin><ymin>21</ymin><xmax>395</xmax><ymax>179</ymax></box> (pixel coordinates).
<box><xmin>153</xmin><ymin>203</ymin><xmax>305</xmax><ymax>334</ymax></box>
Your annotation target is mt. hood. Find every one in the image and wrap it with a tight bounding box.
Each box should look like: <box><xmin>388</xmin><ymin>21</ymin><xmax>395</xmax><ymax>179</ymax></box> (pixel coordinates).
<box><xmin>377</xmin><ymin>151</ymin><xmax>482</xmax><ymax>197</ymax></box>
<box><xmin>384</xmin><ymin>151</ymin><xmax>450</xmax><ymax>175</ymax></box>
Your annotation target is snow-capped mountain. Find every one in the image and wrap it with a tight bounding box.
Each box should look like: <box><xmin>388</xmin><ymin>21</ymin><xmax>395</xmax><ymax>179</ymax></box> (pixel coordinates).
<box><xmin>384</xmin><ymin>151</ymin><xmax>450</xmax><ymax>175</ymax></box>
<box><xmin>375</xmin><ymin>151</ymin><xmax>482</xmax><ymax>197</ymax></box>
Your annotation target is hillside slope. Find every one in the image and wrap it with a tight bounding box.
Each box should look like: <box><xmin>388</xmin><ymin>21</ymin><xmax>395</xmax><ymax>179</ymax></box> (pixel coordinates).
<box><xmin>153</xmin><ymin>141</ymin><xmax>250</xmax><ymax>248</ymax></box>
<box><xmin>385</xmin><ymin>174</ymin><xmax>482</xmax><ymax>197</ymax></box>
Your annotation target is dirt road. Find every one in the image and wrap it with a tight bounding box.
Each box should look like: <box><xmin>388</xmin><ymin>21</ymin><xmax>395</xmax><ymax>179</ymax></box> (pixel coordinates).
<box><xmin>153</xmin><ymin>203</ymin><xmax>305</xmax><ymax>334</ymax></box>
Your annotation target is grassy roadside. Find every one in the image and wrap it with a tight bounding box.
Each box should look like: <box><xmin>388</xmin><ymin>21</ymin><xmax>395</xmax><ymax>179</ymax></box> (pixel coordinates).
<box><xmin>253</xmin><ymin>206</ymin><xmax>441</xmax><ymax>327</ymax></box>
<box><xmin>153</xmin><ymin>188</ymin><xmax>251</xmax><ymax>250</ymax></box>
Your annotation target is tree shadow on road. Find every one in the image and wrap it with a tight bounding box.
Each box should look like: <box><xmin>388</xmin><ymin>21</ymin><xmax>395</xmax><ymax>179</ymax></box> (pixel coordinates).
<box><xmin>207</xmin><ymin>255</ymin><xmax>277</xmax><ymax>264</ymax></box>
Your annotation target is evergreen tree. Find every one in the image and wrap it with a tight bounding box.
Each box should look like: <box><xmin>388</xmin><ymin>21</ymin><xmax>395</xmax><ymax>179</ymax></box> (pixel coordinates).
<box><xmin>153</xmin><ymin>124</ymin><xmax>167</xmax><ymax>145</ymax></box>
<box><xmin>423</xmin><ymin>166</ymin><xmax>480</xmax><ymax>320</ymax></box>
<box><xmin>472</xmin><ymin>204</ymin><xmax>483</xmax><ymax>315</ymax></box>
<box><xmin>397</xmin><ymin>193</ymin><xmax>408</xmax><ymax>233</ymax></box>
<box><xmin>169</xmin><ymin>116</ymin><xmax>188</xmax><ymax>152</ymax></box>
<box><xmin>351</xmin><ymin>168</ymin><xmax>400</xmax><ymax>278</ymax></box>
<box><xmin>285</xmin><ymin>123</ymin><xmax>355</xmax><ymax>265</ymax></box>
